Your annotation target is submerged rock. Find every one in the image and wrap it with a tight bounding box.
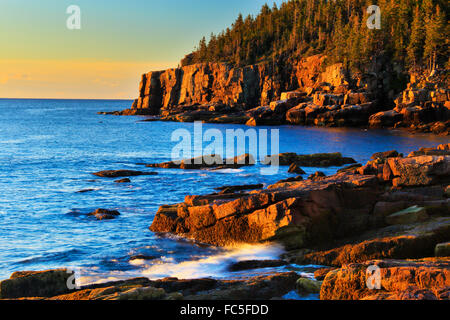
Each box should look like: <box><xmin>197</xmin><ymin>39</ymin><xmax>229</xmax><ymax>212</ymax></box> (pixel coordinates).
<box><xmin>228</xmin><ymin>260</ymin><xmax>287</xmax><ymax>272</ymax></box>
<box><xmin>129</xmin><ymin>255</ymin><xmax>157</xmax><ymax>262</ymax></box>
<box><xmin>146</xmin><ymin>154</ymin><xmax>255</xmax><ymax>170</ymax></box>
<box><xmin>88</xmin><ymin>209</ymin><xmax>120</xmax><ymax>220</ymax></box>
<box><xmin>93</xmin><ymin>170</ymin><xmax>157</xmax><ymax>178</ymax></box>
<box><xmin>115</xmin><ymin>178</ymin><xmax>131</xmax><ymax>183</ymax></box>
<box><xmin>76</xmin><ymin>189</ymin><xmax>95</xmax><ymax>193</ymax></box>
<box><xmin>265</xmin><ymin>152</ymin><xmax>356</xmax><ymax>167</ymax></box>
<box><xmin>288</xmin><ymin>163</ymin><xmax>306</xmax><ymax>174</ymax></box>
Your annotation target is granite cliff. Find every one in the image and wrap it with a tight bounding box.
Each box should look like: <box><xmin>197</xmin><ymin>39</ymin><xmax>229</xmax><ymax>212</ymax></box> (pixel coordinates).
<box><xmin>103</xmin><ymin>54</ymin><xmax>449</xmax><ymax>135</ymax></box>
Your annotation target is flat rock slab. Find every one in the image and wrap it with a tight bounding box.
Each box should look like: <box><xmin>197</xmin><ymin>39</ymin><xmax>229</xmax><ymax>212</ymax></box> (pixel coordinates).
<box><xmin>228</xmin><ymin>259</ymin><xmax>288</xmax><ymax>272</ymax></box>
<box><xmin>93</xmin><ymin>170</ymin><xmax>157</xmax><ymax>178</ymax></box>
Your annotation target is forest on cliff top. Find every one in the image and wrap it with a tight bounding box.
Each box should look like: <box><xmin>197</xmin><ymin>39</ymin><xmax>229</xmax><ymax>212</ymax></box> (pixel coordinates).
<box><xmin>181</xmin><ymin>0</ymin><xmax>448</xmax><ymax>73</ymax></box>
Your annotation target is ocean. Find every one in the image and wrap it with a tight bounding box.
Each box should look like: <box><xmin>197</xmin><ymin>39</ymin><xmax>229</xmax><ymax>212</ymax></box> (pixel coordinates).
<box><xmin>0</xmin><ymin>98</ymin><xmax>448</xmax><ymax>287</ymax></box>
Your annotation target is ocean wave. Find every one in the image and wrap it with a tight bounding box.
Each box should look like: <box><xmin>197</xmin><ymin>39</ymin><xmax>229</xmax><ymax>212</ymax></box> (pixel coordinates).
<box><xmin>140</xmin><ymin>243</ymin><xmax>285</xmax><ymax>280</ymax></box>
<box><xmin>14</xmin><ymin>249</ymin><xmax>83</xmax><ymax>265</ymax></box>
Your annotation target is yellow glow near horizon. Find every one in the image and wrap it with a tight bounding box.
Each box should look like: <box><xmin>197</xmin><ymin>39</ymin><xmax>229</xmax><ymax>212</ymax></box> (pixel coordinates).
<box><xmin>0</xmin><ymin>59</ymin><xmax>176</xmax><ymax>100</ymax></box>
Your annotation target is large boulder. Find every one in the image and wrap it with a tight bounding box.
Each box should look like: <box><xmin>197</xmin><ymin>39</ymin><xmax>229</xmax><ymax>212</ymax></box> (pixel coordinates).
<box><xmin>150</xmin><ymin>172</ymin><xmax>380</xmax><ymax>249</ymax></box>
<box><xmin>320</xmin><ymin>258</ymin><xmax>450</xmax><ymax>300</ymax></box>
<box><xmin>297</xmin><ymin>217</ymin><xmax>450</xmax><ymax>267</ymax></box>
<box><xmin>387</xmin><ymin>155</ymin><xmax>450</xmax><ymax>187</ymax></box>
<box><xmin>0</xmin><ymin>269</ymin><xmax>72</xmax><ymax>299</ymax></box>
<box><xmin>369</xmin><ymin>110</ymin><xmax>403</xmax><ymax>128</ymax></box>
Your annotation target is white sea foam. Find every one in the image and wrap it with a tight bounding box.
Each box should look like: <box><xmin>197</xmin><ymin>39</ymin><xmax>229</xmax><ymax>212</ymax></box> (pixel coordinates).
<box><xmin>140</xmin><ymin>243</ymin><xmax>285</xmax><ymax>280</ymax></box>
<box><xmin>211</xmin><ymin>168</ymin><xmax>244</xmax><ymax>174</ymax></box>
<box><xmin>76</xmin><ymin>243</ymin><xmax>286</xmax><ymax>286</ymax></box>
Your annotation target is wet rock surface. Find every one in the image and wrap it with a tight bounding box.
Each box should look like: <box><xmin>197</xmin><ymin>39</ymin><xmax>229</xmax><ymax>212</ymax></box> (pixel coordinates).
<box><xmin>93</xmin><ymin>170</ymin><xmax>157</xmax><ymax>178</ymax></box>
<box><xmin>145</xmin><ymin>154</ymin><xmax>255</xmax><ymax>170</ymax></box>
<box><xmin>88</xmin><ymin>209</ymin><xmax>121</xmax><ymax>220</ymax></box>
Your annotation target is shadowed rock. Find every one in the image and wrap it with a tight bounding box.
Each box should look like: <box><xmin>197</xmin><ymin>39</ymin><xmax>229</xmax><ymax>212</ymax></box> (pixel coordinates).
<box><xmin>93</xmin><ymin>170</ymin><xmax>157</xmax><ymax>178</ymax></box>
<box><xmin>0</xmin><ymin>269</ymin><xmax>72</xmax><ymax>299</ymax></box>
<box><xmin>88</xmin><ymin>209</ymin><xmax>120</xmax><ymax>220</ymax></box>
<box><xmin>228</xmin><ymin>260</ymin><xmax>288</xmax><ymax>272</ymax></box>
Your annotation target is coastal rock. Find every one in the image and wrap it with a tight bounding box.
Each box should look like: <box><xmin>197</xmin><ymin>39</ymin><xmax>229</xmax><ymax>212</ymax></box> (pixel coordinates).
<box><xmin>150</xmin><ymin>172</ymin><xmax>380</xmax><ymax>249</ymax></box>
<box><xmin>264</xmin><ymin>152</ymin><xmax>356</xmax><ymax>167</ymax></box>
<box><xmin>314</xmin><ymin>268</ymin><xmax>336</xmax><ymax>281</ymax></box>
<box><xmin>49</xmin><ymin>272</ymin><xmax>300</xmax><ymax>301</ymax></box>
<box><xmin>0</xmin><ymin>269</ymin><xmax>72</xmax><ymax>299</ymax></box>
<box><xmin>88</xmin><ymin>209</ymin><xmax>120</xmax><ymax>220</ymax></box>
<box><xmin>435</xmin><ymin>242</ymin><xmax>450</xmax><ymax>257</ymax></box>
<box><xmin>228</xmin><ymin>260</ymin><xmax>287</xmax><ymax>272</ymax></box>
<box><xmin>114</xmin><ymin>178</ymin><xmax>131</xmax><ymax>183</ymax></box>
<box><xmin>296</xmin><ymin>278</ymin><xmax>322</xmax><ymax>295</ymax></box>
<box><xmin>369</xmin><ymin>110</ymin><xmax>403</xmax><ymax>128</ymax></box>
<box><xmin>371</xmin><ymin>150</ymin><xmax>400</xmax><ymax>160</ymax></box>
<box><xmin>308</xmin><ymin>171</ymin><xmax>326</xmax><ymax>181</ymax></box>
<box><xmin>183</xmin><ymin>272</ymin><xmax>299</xmax><ymax>300</ymax></box>
<box><xmin>288</xmin><ymin>163</ymin><xmax>306</xmax><ymax>174</ymax></box>
<box><xmin>215</xmin><ymin>184</ymin><xmax>263</xmax><ymax>194</ymax></box>
<box><xmin>320</xmin><ymin>258</ymin><xmax>450</xmax><ymax>300</ymax></box>
<box><xmin>385</xmin><ymin>206</ymin><xmax>429</xmax><ymax>225</ymax></box>
<box><xmin>298</xmin><ymin>217</ymin><xmax>450</xmax><ymax>267</ymax></box>
<box><xmin>387</xmin><ymin>155</ymin><xmax>450</xmax><ymax>187</ymax></box>
<box><xmin>146</xmin><ymin>154</ymin><xmax>255</xmax><ymax>170</ymax></box>
<box><xmin>93</xmin><ymin>170</ymin><xmax>157</xmax><ymax>178</ymax></box>
<box><xmin>129</xmin><ymin>255</ymin><xmax>157</xmax><ymax>262</ymax></box>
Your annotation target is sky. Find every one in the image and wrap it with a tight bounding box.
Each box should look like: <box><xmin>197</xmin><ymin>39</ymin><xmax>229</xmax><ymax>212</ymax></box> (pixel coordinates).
<box><xmin>0</xmin><ymin>0</ymin><xmax>283</xmax><ymax>99</ymax></box>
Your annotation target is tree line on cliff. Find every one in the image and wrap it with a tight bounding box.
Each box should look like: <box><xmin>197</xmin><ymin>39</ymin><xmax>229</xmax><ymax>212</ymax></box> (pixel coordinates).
<box><xmin>181</xmin><ymin>0</ymin><xmax>448</xmax><ymax>74</ymax></box>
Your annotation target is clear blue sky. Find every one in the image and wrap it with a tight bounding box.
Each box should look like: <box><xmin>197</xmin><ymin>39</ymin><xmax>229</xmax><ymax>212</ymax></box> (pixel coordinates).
<box><xmin>0</xmin><ymin>0</ymin><xmax>284</xmax><ymax>99</ymax></box>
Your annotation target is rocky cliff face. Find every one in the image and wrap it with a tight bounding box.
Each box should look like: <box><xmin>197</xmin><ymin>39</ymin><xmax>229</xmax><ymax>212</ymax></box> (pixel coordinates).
<box><xmin>126</xmin><ymin>55</ymin><xmax>351</xmax><ymax>115</ymax></box>
<box><xmin>106</xmin><ymin>54</ymin><xmax>449</xmax><ymax>135</ymax></box>
<box><xmin>130</xmin><ymin>62</ymin><xmax>276</xmax><ymax>114</ymax></box>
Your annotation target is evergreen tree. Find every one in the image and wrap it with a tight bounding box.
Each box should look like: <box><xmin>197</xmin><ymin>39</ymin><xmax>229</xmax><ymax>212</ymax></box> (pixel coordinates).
<box><xmin>179</xmin><ymin>0</ymin><xmax>448</xmax><ymax>73</ymax></box>
<box><xmin>407</xmin><ymin>6</ymin><xmax>425</xmax><ymax>69</ymax></box>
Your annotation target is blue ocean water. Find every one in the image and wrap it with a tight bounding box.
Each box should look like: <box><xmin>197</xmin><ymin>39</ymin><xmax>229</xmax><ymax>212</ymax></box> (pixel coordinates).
<box><xmin>0</xmin><ymin>99</ymin><xmax>448</xmax><ymax>285</ymax></box>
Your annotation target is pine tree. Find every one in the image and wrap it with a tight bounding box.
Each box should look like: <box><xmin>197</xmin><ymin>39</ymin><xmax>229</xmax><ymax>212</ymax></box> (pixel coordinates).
<box><xmin>407</xmin><ymin>6</ymin><xmax>424</xmax><ymax>69</ymax></box>
<box><xmin>423</xmin><ymin>5</ymin><xmax>446</xmax><ymax>71</ymax></box>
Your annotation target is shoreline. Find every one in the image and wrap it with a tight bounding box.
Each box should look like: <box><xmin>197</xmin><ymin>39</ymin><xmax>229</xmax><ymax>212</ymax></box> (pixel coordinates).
<box><xmin>1</xmin><ymin>142</ymin><xmax>448</xmax><ymax>300</ymax></box>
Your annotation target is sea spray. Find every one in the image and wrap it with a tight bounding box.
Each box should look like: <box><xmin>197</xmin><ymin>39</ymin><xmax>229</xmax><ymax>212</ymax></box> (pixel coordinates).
<box><xmin>140</xmin><ymin>243</ymin><xmax>286</xmax><ymax>280</ymax></box>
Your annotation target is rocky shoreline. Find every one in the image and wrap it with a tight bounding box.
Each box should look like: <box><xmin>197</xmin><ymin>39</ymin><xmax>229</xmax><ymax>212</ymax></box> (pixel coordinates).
<box><xmin>1</xmin><ymin>143</ymin><xmax>449</xmax><ymax>300</ymax></box>
<box><xmin>99</xmin><ymin>55</ymin><xmax>449</xmax><ymax>136</ymax></box>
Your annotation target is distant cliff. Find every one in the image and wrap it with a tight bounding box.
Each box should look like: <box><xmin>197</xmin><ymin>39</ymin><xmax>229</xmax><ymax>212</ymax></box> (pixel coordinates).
<box><xmin>104</xmin><ymin>53</ymin><xmax>448</xmax><ymax>136</ymax></box>
<box><xmin>126</xmin><ymin>55</ymin><xmax>350</xmax><ymax>114</ymax></box>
